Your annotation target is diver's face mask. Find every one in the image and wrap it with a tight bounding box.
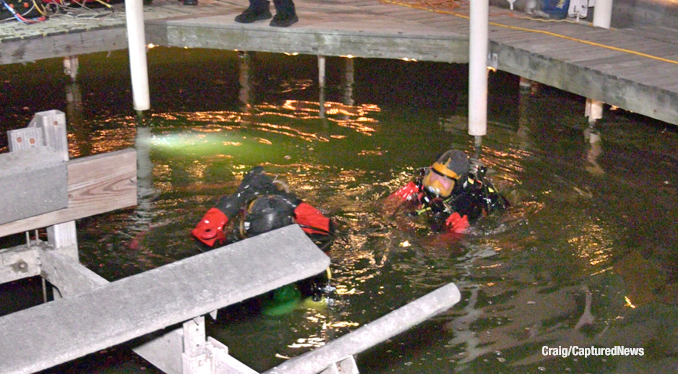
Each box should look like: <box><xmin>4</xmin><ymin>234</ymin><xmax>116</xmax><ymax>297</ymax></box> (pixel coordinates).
<box><xmin>422</xmin><ymin>161</ymin><xmax>459</xmax><ymax>198</ymax></box>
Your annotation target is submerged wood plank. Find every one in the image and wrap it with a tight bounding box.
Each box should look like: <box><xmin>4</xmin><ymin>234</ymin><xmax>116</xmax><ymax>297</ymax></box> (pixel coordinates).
<box><xmin>0</xmin><ymin>149</ymin><xmax>137</xmax><ymax>238</ymax></box>
<box><xmin>0</xmin><ymin>225</ymin><xmax>330</xmax><ymax>374</ymax></box>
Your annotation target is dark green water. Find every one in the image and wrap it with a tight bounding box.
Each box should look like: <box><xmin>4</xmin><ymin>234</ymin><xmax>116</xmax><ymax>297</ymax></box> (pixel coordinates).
<box><xmin>1</xmin><ymin>48</ymin><xmax>677</xmax><ymax>374</ymax></box>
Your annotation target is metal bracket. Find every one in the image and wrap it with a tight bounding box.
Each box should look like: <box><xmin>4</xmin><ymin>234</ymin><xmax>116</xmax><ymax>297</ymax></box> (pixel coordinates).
<box><xmin>487</xmin><ymin>52</ymin><xmax>498</xmax><ymax>69</ymax></box>
<box><xmin>320</xmin><ymin>356</ymin><xmax>359</xmax><ymax>374</ymax></box>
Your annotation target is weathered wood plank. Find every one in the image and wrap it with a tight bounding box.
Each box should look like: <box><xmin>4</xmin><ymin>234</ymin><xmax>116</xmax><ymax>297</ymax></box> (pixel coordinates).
<box><xmin>0</xmin><ymin>245</ymin><xmax>40</xmax><ymax>284</ymax></box>
<box><xmin>146</xmin><ymin>15</ymin><xmax>469</xmax><ymax>63</ymax></box>
<box><xmin>0</xmin><ymin>224</ymin><xmax>330</xmax><ymax>374</ymax></box>
<box><xmin>0</xmin><ymin>0</ymin><xmax>677</xmax><ymax>128</ymax></box>
<box><xmin>39</xmin><ymin>248</ymin><xmax>108</xmax><ymax>297</ymax></box>
<box><xmin>0</xmin><ymin>28</ymin><xmax>130</xmax><ymax>66</ymax></box>
<box><xmin>0</xmin><ymin>148</ymin><xmax>137</xmax><ymax>238</ymax></box>
<box><xmin>492</xmin><ymin>42</ymin><xmax>678</xmax><ymax>125</ymax></box>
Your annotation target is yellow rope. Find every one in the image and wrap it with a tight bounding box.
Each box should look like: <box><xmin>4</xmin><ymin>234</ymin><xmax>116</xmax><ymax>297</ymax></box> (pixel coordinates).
<box><xmin>379</xmin><ymin>0</ymin><xmax>678</xmax><ymax>65</ymax></box>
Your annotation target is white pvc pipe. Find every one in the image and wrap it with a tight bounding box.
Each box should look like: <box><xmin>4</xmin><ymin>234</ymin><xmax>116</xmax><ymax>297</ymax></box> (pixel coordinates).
<box><xmin>468</xmin><ymin>0</ymin><xmax>489</xmax><ymax>137</ymax></box>
<box><xmin>592</xmin><ymin>0</ymin><xmax>613</xmax><ymax>29</ymax></box>
<box><xmin>263</xmin><ymin>283</ymin><xmax>461</xmax><ymax>374</ymax></box>
<box><xmin>125</xmin><ymin>0</ymin><xmax>151</xmax><ymax>111</ymax></box>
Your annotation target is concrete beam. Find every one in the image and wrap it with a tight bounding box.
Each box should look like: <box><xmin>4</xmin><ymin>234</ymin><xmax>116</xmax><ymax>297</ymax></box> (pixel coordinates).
<box><xmin>0</xmin><ymin>148</ymin><xmax>137</xmax><ymax>238</ymax></box>
<box><xmin>0</xmin><ymin>225</ymin><xmax>330</xmax><ymax>374</ymax></box>
<box><xmin>0</xmin><ymin>148</ymin><xmax>68</xmax><ymax>226</ymax></box>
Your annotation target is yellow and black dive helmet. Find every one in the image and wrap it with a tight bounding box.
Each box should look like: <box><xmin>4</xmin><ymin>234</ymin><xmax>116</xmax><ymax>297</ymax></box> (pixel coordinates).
<box><xmin>422</xmin><ymin>149</ymin><xmax>470</xmax><ymax>198</ymax></box>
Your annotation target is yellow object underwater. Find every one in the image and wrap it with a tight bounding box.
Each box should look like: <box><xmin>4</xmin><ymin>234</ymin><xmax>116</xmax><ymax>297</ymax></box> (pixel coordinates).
<box><xmin>261</xmin><ymin>284</ymin><xmax>329</xmax><ymax>316</ymax></box>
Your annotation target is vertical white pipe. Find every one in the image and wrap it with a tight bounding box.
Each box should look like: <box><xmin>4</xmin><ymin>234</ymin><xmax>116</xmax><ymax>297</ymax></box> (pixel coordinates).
<box><xmin>592</xmin><ymin>0</ymin><xmax>613</xmax><ymax>29</ymax></box>
<box><xmin>468</xmin><ymin>0</ymin><xmax>489</xmax><ymax>137</ymax></box>
<box><xmin>125</xmin><ymin>0</ymin><xmax>150</xmax><ymax>111</ymax></box>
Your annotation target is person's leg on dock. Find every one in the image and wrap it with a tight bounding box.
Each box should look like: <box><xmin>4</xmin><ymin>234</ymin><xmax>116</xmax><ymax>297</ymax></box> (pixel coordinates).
<box><xmin>270</xmin><ymin>0</ymin><xmax>297</xmax><ymax>27</ymax></box>
<box><xmin>235</xmin><ymin>0</ymin><xmax>273</xmax><ymax>23</ymax></box>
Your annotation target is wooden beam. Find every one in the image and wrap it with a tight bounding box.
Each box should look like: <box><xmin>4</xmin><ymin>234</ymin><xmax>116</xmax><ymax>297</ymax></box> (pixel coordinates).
<box><xmin>0</xmin><ymin>148</ymin><xmax>137</xmax><ymax>238</ymax></box>
<box><xmin>144</xmin><ymin>18</ymin><xmax>469</xmax><ymax>63</ymax></box>
<box><xmin>0</xmin><ymin>28</ymin><xmax>128</xmax><ymax>66</ymax></box>
<box><xmin>0</xmin><ymin>225</ymin><xmax>330</xmax><ymax>374</ymax></box>
<box><xmin>39</xmin><ymin>249</ymin><xmax>108</xmax><ymax>297</ymax></box>
<box><xmin>0</xmin><ymin>245</ymin><xmax>40</xmax><ymax>285</ymax></box>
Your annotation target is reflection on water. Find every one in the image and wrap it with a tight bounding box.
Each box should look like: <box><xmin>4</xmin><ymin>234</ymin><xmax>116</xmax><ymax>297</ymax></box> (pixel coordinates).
<box><xmin>1</xmin><ymin>48</ymin><xmax>677</xmax><ymax>374</ymax></box>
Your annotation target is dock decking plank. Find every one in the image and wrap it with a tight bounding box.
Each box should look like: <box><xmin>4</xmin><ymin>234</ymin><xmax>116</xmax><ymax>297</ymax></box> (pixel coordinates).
<box><xmin>0</xmin><ymin>0</ymin><xmax>676</xmax><ymax>126</ymax></box>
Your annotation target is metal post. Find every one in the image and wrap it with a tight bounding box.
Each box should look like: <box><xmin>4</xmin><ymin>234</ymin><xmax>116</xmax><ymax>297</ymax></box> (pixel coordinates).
<box><xmin>468</xmin><ymin>0</ymin><xmax>489</xmax><ymax>138</ymax></box>
<box><xmin>473</xmin><ymin>135</ymin><xmax>483</xmax><ymax>160</ymax></box>
<box><xmin>592</xmin><ymin>0</ymin><xmax>613</xmax><ymax>29</ymax></box>
<box><xmin>125</xmin><ymin>0</ymin><xmax>151</xmax><ymax>111</ymax></box>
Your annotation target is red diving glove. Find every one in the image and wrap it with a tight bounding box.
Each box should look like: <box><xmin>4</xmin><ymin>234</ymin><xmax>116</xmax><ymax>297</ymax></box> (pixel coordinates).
<box><xmin>294</xmin><ymin>202</ymin><xmax>331</xmax><ymax>235</ymax></box>
<box><xmin>390</xmin><ymin>181</ymin><xmax>419</xmax><ymax>201</ymax></box>
<box><xmin>445</xmin><ymin>212</ymin><xmax>470</xmax><ymax>234</ymax></box>
<box><xmin>192</xmin><ymin>208</ymin><xmax>228</xmax><ymax>246</ymax></box>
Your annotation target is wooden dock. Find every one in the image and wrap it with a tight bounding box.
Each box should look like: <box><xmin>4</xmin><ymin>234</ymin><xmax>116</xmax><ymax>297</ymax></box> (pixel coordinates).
<box><xmin>1</xmin><ymin>0</ymin><xmax>677</xmax><ymax>126</ymax></box>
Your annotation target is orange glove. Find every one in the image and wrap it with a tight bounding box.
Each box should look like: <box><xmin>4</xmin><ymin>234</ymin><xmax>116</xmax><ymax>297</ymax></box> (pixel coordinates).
<box><xmin>192</xmin><ymin>208</ymin><xmax>228</xmax><ymax>246</ymax></box>
<box><xmin>445</xmin><ymin>212</ymin><xmax>469</xmax><ymax>234</ymax></box>
<box><xmin>294</xmin><ymin>202</ymin><xmax>331</xmax><ymax>235</ymax></box>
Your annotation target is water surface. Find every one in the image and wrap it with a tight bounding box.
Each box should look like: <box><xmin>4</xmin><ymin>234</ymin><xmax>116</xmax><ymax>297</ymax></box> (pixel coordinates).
<box><xmin>1</xmin><ymin>48</ymin><xmax>677</xmax><ymax>374</ymax></box>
